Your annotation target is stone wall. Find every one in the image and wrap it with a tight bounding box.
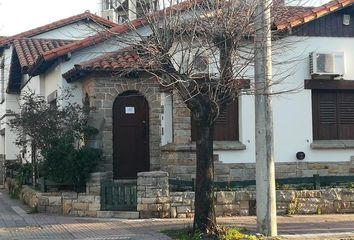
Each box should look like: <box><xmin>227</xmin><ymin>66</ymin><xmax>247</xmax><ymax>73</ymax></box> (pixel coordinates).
<box><xmin>161</xmin><ymin>148</ymin><xmax>354</xmax><ymax>181</ymax></box>
<box><xmin>83</xmin><ymin>74</ymin><xmax>162</xmax><ymax>174</ymax></box>
<box><xmin>137</xmin><ymin>171</ymin><xmax>170</xmax><ymax>218</ymax></box>
<box><xmin>137</xmin><ymin>171</ymin><xmax>354</xmax><ymax>218</ymax></box>
<box><xmin>19</xmin><ymin>186</ymin><xmax>101</xmax><ymax>217</ymax></box>
<box><xmin>12</xmin><ymin>171</ymin><xmax>354</xmax><ymax>219</ymax></box>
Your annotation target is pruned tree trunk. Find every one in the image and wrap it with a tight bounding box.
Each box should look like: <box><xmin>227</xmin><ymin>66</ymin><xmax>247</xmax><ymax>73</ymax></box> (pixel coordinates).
<box><xmin>192</xmin><ymin>99</ymin><xmax>216</xmax><ymax>233</ymax></box>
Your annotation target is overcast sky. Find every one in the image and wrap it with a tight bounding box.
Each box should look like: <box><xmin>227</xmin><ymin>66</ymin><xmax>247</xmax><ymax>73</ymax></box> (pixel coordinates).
<box><xmin>0</xmin><ymin>0</ymin><xmax>100</xmax><ymax>36</ymax></box>
<box><xmin>0</xmin><ymin>0</ymin><xmax>333</xmax><ymax>36</ymax></box>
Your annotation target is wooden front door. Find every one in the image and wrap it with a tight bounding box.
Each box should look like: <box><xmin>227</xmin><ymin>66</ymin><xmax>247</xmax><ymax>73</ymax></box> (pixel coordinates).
<box><xmin>113</xmin><ymin>92</ymin><xmax>150</xmax><ymax>179</ymax></box>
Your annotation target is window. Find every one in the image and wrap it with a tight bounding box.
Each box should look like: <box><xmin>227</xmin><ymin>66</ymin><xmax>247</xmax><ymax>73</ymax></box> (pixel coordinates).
<box><xmin>312</xmin><ymin>89</ymin><xmax>354</xmax><ymax>140</ymax></box>
<box><xmin>191</xmin><ymin>100</ymin><xmax>239</xmax><ymax>141</ymax></box>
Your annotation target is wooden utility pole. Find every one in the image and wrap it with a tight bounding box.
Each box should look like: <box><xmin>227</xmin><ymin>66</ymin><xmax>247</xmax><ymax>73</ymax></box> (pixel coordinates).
<box><xmin>254</xmin><ymin>0</ymin><xmax>277</xmax><ymax>236</ymax></box>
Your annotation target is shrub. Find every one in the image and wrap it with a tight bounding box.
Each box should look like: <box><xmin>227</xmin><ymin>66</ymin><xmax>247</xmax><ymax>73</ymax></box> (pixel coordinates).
<box><xmin>41</xmin><ymin>134</ymin><xmax>102</xmax><ymax>190</ymax></box>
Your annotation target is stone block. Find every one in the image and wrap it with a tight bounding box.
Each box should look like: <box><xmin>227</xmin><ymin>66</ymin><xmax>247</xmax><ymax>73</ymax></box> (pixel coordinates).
<box><xmin>78</xmin><ymin>195</ymin><xmax>95</xmax><ymax>203</ymax></box>
<box><xmin>170</xmin><ymin>207</ymin><xmax>177</xmax><ymax>218</ymax></box>
<box><xmin>334</xmin><ymin>201</ymin><xmax>352</xmax><ymax>212</ymax></box>
<box><xmin>72</xmin><ymin>202</ymin><xmax>89</xmax><ymax>211</ymax></box>
<box><xmin>177</xmin><ymin>206</ymin><xmax>191</xmax><ymax>214</ymax></box>
<box><xmin>97</xmin><ymin>211</ymin><xmax>114</xmax><ymax>218</ymax></box>
<box><xmin>157</xmin><ymin>197</ymin><xmax>170</xmax><ymax>204</ymax></box>
<box><xmin>48</xmin><ymin>196</ymin><xmax>62</xmax><ymax>206</ymax></box>
<box><xmin>341</xmin><ymin>190</ymin><xmax>354</xmax><ymax>202</ymax></box>
<box><xmin>94</xmin><ymin>196</ymin><xmax>101</xmax><ymax>203</ymax></box>
<box><xmin>217</xmin><ymin>192</ymin><xmax>236</xmax><ymax>204</ymax></box>
<box><xmin>141</xmin><ymin>198</ymin><xmax>157</xmax><ymax>204</ymax></box>
<box><xmin>137</xmin><ymin>171</ymin><xmax>169</xmax><ymax>178</ymax></box>
<box><xmin>88</xmin><ymin>203</ymin><xmax>101</xmax><ymax>211</ymax></box>
<box><xmin>63</xmin><ymin>200</ymin><xmax>73</xmax><ymax>215</ymax></box>
<box><xmin>240</xmin><ymin>200</ymin><xmax>249</xmax><ymax>209</ymax></box>
<box><xmin>235</xmin><ymin>191</ymin><xmax>252</xmax><ymax>201</ymax></box>
<box><xmin>277</xmin><ymin>191</ymin><xmax>295</xmax><ymax>202</ymax></box>
<box><xmin>61</xmin><ymin>192</ymin><xmax>78</xmax><ymax>199</ymax></box>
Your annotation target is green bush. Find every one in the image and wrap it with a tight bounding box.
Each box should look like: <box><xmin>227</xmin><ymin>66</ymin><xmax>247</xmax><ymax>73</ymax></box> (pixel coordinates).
<box><xmin>41</xmin><ymin>134</ymin><xmax>102</xmax><ymax>190</ymax></box>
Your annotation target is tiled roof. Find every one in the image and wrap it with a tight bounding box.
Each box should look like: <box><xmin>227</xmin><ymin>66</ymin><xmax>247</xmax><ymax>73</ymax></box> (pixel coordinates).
<box><xmin>33</xmin><ymin>0</ymin><xmax>354</xmax><ymax>77</ymax></box>
<box><xmin>0</xmin><ymin>11</ymin><xmax>119</xmax><ymax>47</ymax></box>
<box><xmin>275</xmin><ymin>0</ymin><xmax>354</xmax><ymax>30</ymax></box>
<box><xmin>13</xmin><ymin>38</ymin><xmax>74</xmax><ymax>72</ymax></box>
<box><xmin>63</xmin><ymin>47</ymin><xmax>160</xmax><ymax>82</ymax></box>
<box><xmin>29</xmin><ymin>0</ymin><xmax>205</xmax><ymax>75</ymax></box>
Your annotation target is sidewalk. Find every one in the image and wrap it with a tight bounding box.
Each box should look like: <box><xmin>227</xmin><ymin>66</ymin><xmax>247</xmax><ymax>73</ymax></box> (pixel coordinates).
<box><xmin>0</xmin><ymin>190</ymin><xmax>353</xmax><ymax>239</ymax></box>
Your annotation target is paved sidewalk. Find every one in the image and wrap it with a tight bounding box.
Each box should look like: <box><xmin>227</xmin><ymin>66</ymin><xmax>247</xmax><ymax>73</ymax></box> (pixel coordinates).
<box><xmin>0</xmin><ymin>190</ymin><xmax>353</xmax><ymax>239</ymax></box>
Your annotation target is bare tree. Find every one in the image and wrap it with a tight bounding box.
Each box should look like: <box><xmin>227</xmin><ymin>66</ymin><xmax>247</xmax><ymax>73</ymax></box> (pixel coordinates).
<box><xmin>105</xmin><ymin>0</ymin><xmax>300</xmax><ymax>233</ymax></box>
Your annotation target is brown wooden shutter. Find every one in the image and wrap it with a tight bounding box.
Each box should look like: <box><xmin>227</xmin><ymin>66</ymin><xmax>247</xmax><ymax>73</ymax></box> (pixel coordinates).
<box><xmin>313</xmin><ymin>90</ymin><xmax>354</xmax><ymax>140</ymax></box>
<box><xmin>338</xmin><ymin>91</ymin><xmax>354</xmax><ymax>139</ymax></box>
<box><xmin>191</xmin><ymin>100</ymin><xmax>239</xmax><ymax>141</ymax></box>
<box><xmin>312</xmin><ymin>90</ymin><xmax>338</xmax><ymax>140</ymax></box>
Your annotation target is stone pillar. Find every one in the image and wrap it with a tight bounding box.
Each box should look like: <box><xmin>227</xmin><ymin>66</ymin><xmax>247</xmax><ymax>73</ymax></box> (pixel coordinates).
<box><xmin>137</xmin><ymin>171</ymin><xmax>171</xmax><ymax>218</ymax></box>
<box><xmin>86</xmin><ymin>172</ymin><xmax>112</xmax><ymax>196</ymax></box>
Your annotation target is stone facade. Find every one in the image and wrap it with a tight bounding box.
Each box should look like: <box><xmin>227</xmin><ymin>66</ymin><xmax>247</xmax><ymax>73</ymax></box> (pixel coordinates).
<box><xmin>80</xmin><ymin>73</ymin><xmax>354</xmax><ymax>182</ymax></box>
<box><xmin>161</xmin><ymin>153</ymin><xmax>354</xmax><ymax>181</ymax></box>
<box><xmin>83</xmin><ymin>74</ymin><xmax>162</xmax><ymax>175</ymax></box>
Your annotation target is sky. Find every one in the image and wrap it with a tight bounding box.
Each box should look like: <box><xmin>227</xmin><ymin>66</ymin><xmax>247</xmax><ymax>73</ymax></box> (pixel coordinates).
<box><xmin>0</xmin><ymin>0</ymin><xmax>101</xmax><ymax>36</ymax></box>
<box><xmin>0</xmin><ymin>0</ymin><xmax>334</xmax><ymax>36</ymax></box>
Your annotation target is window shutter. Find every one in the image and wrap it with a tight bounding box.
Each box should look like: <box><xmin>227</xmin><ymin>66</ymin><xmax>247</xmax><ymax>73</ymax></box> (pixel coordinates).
<box><xmin>338</xmin><ymin>91</ymin><xmax>354</xmax><ymax>139</ymax></box>
<box><xmin>313</xmin><ymin>90</ymin><xmax>338</xmax><ymax>140</ymax></box>
<box><xmin>191</xmin><ymin>100</ymin><xmax>239</xmax><ymax>141</ymax></box>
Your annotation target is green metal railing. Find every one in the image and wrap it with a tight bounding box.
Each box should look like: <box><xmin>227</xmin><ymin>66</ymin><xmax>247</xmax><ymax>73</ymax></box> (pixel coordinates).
<box><xmin>101</xmin><ymin>181</ymin><xmax>137</xmax><ymax>211</ymax></box>
<box><xmin>169</xmin><ymin>174</ymin><xmax>354</xmax><ymax>191</ymax></box>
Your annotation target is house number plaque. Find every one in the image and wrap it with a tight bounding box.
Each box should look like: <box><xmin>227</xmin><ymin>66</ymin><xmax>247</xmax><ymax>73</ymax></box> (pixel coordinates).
<box><xmin>125</xmin><ymin>106</ymin><xmax>135</xmax><ymax>114</ymax></box>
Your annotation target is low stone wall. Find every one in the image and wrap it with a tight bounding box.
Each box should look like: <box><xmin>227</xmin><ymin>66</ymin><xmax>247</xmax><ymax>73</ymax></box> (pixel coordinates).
<box><xmin>19</xmin><ymin>185</ymin><xmax>100</xmax><ymax>217</ymax></box>
<box><xmin>138</xmin><ymin>171</ymin><xmax>354</xmax><ymax>218</ymax></box>
<box><xmin>15</xmin><ymin>172</ymin><xmax>111</xmax><ymax>217</ymax></box>
<box><xmin>11</xmin><ymin>171</ymin><xmax>354</xmax><ymax>219</ymax></box>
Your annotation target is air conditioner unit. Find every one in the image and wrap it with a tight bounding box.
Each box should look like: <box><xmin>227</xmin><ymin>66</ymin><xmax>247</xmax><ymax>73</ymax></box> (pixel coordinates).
<box><xmin>309</xmin><ymin>52</ymin><xmax>345</xmax><ymax>76</ymax></box>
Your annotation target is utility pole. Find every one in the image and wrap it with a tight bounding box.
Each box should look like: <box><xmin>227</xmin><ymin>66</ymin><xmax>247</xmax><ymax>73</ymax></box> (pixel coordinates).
<box><xmin>254</xmin><ymin>0</ymin><xmax>277</xmax><ymax>236</ymax></box>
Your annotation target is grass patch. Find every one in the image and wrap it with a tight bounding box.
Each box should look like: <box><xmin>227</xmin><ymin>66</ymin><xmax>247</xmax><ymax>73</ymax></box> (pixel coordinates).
<box><xmin>162</xmin><ymin>227</ymin><xmax>268</xmax><ymax>240</ymax></box>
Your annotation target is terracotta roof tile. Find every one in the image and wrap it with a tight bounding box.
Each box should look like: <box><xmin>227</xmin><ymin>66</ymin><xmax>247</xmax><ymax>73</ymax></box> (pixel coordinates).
<box><xmin>34</xmin><ymin>0</ymin><xmax>354</xmax><ymax>77</ymax></box>
<box><xmin>275</xmin><ymin>0</ymin><xmax>354</xmax><ymax>30</ymax></box>
<box><xmin>0</xmin><ymin>11</ymin><xmax>119</xmax><ymax>47</ymax></box>
<box><xmin>13</xmin><ymin>38</ymin><xmax>74</xmax><ymax>72</ymax></box>
<box><xmin>29</xmin><ymin>0</ymin><xmax>205</xmax><ymax>74</ymax></box>
<box><xmin>63</xmin><ymin>47</ymin><xmax>159</xmax><ymax>82</ymax></box>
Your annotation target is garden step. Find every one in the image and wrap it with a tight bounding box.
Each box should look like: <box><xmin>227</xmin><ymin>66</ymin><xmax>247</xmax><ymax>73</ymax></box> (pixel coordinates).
<box><xmin>97</xmin><ymin>211</ymin><xmax>139</xmax><ymax>219</ymax></box>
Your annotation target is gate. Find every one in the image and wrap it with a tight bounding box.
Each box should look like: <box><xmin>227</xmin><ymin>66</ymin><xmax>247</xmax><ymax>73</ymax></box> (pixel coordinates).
<box><xmin>101</xmin><ymin>180</ymin><xmax>137</xmax><ymax>211</ymax></box>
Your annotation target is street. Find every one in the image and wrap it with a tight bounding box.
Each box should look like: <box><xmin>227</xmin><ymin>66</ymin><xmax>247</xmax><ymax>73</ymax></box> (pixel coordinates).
<box><xmin>0</xmin><ymin>190</ymin><xmax>353</xmax><ymax>239</ymax></box>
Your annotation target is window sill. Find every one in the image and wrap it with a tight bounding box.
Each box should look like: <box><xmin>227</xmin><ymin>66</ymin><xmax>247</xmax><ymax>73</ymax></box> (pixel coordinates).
<box><xmin>310</xmin><ymin>140</ymin><xmax>354</xmax><ymax>149</ymax></box>
<box><xmin>161</xmin><ymin>141</ymin><xmax>246</xmax><ymax>151</ymax></box>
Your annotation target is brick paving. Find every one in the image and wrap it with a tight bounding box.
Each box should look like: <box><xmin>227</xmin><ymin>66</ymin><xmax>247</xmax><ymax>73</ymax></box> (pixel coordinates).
<box><xmin>0</xmin><ymin>190</ymin><xmax>354</xmax><ymax>239</ymax></box>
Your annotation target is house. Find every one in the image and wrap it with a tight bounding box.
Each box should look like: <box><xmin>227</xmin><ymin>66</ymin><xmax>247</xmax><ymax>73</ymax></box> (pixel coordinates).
<box><xmin>0</xmin><ymin>12</ymin><xmax>119</xmax><ymax>184</ymax></box>
<box><xmin>3</xmin><ymin>0</ymin><xmax>354</xmax><ymax>183</ymax></box>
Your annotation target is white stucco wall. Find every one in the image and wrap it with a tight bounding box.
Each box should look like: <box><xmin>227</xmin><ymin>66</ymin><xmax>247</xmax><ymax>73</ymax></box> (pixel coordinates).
<box><xmin>33</xmin><ymin>21</ymin><xmax>109</xmax><ymax>40</ymax></box>
<box><xmin>217</xmin><ymin>36</ymin><xmax>354</xmax><ymax>164</ymax></box>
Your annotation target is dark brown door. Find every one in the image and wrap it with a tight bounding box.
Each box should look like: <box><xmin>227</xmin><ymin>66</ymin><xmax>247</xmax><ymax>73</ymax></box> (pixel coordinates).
<box><xmin>113</xmin><ymin>92</ymin><xmax>149</xmax><ymax>179</ymax></box>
